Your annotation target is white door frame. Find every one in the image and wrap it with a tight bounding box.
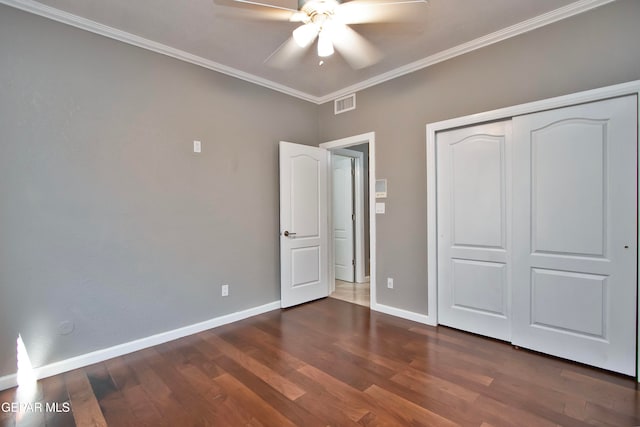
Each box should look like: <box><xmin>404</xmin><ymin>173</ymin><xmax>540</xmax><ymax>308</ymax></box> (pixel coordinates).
<box><xmin>332</xmin><ymin>148</ymin><xmax>366</xmax><ymax>284</ymax></box>
<box><xmin>426</xmin><ymin>80</ymin><xmax>640</xmax><ymax>378</ymax></box>
<box><xmin>320</xmin><ymin>132</ymin><xmax>376</xmax><ymax>308</ymax></box>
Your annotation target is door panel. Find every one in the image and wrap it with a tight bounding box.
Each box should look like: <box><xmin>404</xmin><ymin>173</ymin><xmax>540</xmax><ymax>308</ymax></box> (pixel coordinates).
<box><xmin>451</xmin><ymin>136</ymin><xmax>506</xmax><ymax>248</ymax></box>
<box><xmin>437</xmin><ymin>121</ymin><xmax>512</xmax><ymax>341</ymax></box>
<box><xmin>511</xmin><ymin>96</ymin><xmax>637</xmax><ymax>375</ymax></box>
<box><xmin>530</xmin><ymin>269</ymin><xmax>606</xmax><ymax>338</ymax></box>
<box><xmin>451</xmin><ymin>259</ymin><xmax>506</xmax><ymax>316</ymax></box>
<box><xmin>291</xmin><ymin>247</ymin><xmax>321</xmax><ymax>287</ymax></box>
<box><xmin>291</xmin><ymin>155</ymin><xmax>320</xmax><ymax>237</ymax></box>
<box><xmin>333</xmin><ymin>154</ymin><xmax>355</xmax><ymax>282</ymax></box>
<box><xmin>280</xmin><ymin>142</ymin><xmax>329</xmax><ymax>308</ymax></box>
<box><xmin>531</xmin><ymin>119</ymin><xmax>606</xmax><ymax>256</ymax></box>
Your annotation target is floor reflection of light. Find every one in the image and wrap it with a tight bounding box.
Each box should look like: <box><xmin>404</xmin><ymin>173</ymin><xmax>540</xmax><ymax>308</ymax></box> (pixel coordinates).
<box><xmin>16</xmin><ymin>334</ymin><xmax>37</xmax><ymax>403</ymax></box>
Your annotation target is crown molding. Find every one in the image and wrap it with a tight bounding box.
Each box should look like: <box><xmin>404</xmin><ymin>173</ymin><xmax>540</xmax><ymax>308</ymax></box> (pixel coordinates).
<box><xmin>0</xmin><ymin>0</ymin><xmax>320</xmax><ymax>103</ymax></box>
<box><xmin>315</xmin><ymin>0</ymin><xmax>616</xmax><ymax>104</ymax></box>
<box><xmin>1</xmin><ymin>0</ymin><xmax>615</xmax><ymax>105</ymax></box>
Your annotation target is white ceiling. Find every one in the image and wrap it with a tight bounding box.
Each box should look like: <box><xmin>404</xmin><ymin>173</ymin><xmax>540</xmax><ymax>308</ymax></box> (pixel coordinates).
<box><xmin>2</xmin><ymin>0</ymin><xmax>611</xmax><ymax>103</ymax></box>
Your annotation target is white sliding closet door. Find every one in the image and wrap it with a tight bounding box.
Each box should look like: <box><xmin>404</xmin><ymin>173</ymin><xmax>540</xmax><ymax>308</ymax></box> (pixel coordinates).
<box><xmin>511</xmin><ymin>95</ymin><xmax>637</xmax><ymax>375</ymax></box>
<box><xmin>436</xmin><ymin>121</ymin><xmax>512</xmax><ymax>341</ymax></box>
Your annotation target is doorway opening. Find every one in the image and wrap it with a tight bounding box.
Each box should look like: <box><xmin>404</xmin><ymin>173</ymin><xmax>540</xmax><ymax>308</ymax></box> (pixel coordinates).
<box><xmin>320</xmin><ymin>133</ymin><xmax>375</xmax><ymax>308</ymax></box>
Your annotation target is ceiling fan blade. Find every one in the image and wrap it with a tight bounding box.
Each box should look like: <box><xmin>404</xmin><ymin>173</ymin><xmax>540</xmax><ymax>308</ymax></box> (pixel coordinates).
<box><xmin>264</xmin><ymin>36</ymin><xmax>310</xmax><ymax>69</ymax></box>
<box><xmin>289</xmin><ymin>12</ymin><xmax>309</xmax><ymax>22</ymax></box>
<box><xmin>330</xmin><ymin>24</ymin><xmax>382</xmax><ymax>69</ymax></box>
<box><xmin>214</xmin><ymin>6</ymin><xmax>296</xmax><ymax>21</ymax></box>
<box><xmin>350</xmin><ymin>0</ymin><xmax>427</xmax><ymax>5</ymax></box>
<box><xmin>231</xmin><ymin>0</ymin><xmax>298</xmax><ymax>12</ymax></box>
<box><xmin>213</xmin><ymin>0</ymin><xmax>297</xmax><ymax>20</ymax></box>
<box><xmin>336</xmin><ymin>0</ymin><xmax>427</xmax><ymax>25</ymax></box>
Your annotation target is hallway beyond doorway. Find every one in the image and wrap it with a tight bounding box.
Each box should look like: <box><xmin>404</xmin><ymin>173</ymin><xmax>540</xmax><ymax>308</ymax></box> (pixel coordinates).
<box><xmin>330</xmin><ymin>280</ymin><xmax>370</xmax><ymax>307</ymax></box>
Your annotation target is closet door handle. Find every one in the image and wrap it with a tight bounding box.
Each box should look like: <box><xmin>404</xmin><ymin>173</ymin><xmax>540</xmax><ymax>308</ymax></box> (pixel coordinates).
<box><xmin>284</xmin><ymin>231</ymin><xmax>297</xmax><ymax>237</ymax></box>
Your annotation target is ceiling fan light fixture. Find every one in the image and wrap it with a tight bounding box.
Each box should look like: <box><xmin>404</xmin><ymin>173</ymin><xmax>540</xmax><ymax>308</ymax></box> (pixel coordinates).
<box><xmin>293</xmin><ymin>23</ymin><xmax>319</xmax><ymax>47</ymax></box>
<box><xmin>317</xmin><ymin>30</ymin><xmax>334</xmax><ymax>57</ymax></box>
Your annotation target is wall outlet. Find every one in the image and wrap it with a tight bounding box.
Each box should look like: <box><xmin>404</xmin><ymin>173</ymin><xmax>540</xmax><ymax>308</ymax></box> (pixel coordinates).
<box><xmin>221</xmin><ymin>284</ymin><xmax>229</xmax><ymax>297</ymax></box>
<box><xmin>387</xmin><ymin>278</ymin><xmax>394</xmax><ymax>289</ymax></box>
<box><xmin>194</xmin><ymin>140</ymin><xmax>201</xmax><ymax>153</ymax></box>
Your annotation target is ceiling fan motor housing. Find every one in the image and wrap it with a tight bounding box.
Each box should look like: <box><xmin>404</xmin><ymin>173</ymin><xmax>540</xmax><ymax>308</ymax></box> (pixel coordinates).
<box><xmin>299</xmin><ymin>0</ymin><xmax>339</xmax><ymax>13</ymax></box>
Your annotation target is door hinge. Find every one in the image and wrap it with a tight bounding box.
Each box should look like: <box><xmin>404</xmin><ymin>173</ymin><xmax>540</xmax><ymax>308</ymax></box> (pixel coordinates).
<box><xmin>352</xmin><ymin>259</ymin><xmax>355</xmax><ymax>266</ymax></box>
<box><xmin>352</xmin><ymin>214</ymin><xmax>355</xmax><ymax>221</ymax></box>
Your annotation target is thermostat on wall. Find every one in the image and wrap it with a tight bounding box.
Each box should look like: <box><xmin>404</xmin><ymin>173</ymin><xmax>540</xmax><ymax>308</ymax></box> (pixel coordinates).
<box><xmin>375</xmin><ymin>179</ymin><xmax>387</xmax><ymax>198</ymax></box>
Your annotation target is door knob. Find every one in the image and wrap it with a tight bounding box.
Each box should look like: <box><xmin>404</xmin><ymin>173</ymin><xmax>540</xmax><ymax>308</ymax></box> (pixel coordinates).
<box><xmin>284</xmin><ymin>231</ymin><xmax>297</xmax><ymax>237</ymax></box>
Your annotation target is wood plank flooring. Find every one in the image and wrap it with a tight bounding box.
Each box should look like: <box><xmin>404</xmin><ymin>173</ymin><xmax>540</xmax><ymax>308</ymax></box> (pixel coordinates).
<box><xmin>1</xmin><ymin>298</ymin><xmax>639</xmax><ymax>426</ymax></box>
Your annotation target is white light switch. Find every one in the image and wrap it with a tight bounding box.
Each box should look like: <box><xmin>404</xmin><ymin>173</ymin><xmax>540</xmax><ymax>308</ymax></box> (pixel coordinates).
<box><xmin>375</xmin><ymin>202</ymin><xmax>386</xmax><ymax>214</ymax></box>
<box><xmin>193</xmin><ymin>140</ymin><xmax>201</xmax><ymax>153</ymax></box>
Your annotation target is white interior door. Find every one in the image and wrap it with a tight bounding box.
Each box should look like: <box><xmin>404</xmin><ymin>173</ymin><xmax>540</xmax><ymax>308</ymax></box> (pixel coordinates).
<box><xmin>333</xmin><ymin>154</ymin><xmax>355</xmax><ymax>282</ymax></box>
<box><xmin>436</xmin><ymin>121</ymin><xmax>512</xmax><ymax>341</ymax></box>
<box><xmin>280</xmin><ymin>141</ymin><xmax>329</xmax><ymax>308</ymax></box>
<box><xmin>511</xmin><ymin>96</ymin><xmax>637</xmax><ymax>375</ymax></box>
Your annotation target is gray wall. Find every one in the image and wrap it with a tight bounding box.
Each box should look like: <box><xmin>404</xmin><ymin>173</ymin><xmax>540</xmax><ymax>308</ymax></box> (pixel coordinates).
<box><xmin>317</xmin><ymin>0</ymin><xmax>640</xmax><ymax>314</ymax></box>
<box><xmin>0</xmin><ymin>5</ymin><xmax>318</xmax><ymax>377</ymax></box>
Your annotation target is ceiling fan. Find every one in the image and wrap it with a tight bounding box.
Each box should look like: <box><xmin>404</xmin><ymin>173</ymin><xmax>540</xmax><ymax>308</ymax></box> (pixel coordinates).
<box><xmin>228</xmin><ymin>0</ymin><xmax>428</xmax><ymax>69</ymax></box>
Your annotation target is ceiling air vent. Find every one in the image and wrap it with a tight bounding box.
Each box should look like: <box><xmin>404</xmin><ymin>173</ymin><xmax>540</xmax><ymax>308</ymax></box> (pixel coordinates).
<box><xmin>334</xmin><ymin>94</ymin><xmax>356</xmax><ymax>115</ymax></box>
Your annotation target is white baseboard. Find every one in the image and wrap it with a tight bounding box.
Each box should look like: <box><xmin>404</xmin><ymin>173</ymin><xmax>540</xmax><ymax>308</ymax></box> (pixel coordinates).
<box><xmin>371</xmin><ymin>302</ymin><xmax>437</xmax><ymax>327</ymax></box>
<box><xmin>0</xmin><ymin>300</ymin><xmax>281</xmax><ymax>391</ymax></box>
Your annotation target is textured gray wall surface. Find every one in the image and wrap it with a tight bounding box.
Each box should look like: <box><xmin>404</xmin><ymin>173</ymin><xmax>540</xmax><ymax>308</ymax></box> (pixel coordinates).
<box><xmin>0</xmin><ymin>5</ymin><xmax>318</xmax><ymax>377</ymax></box>
<box><xmin>317</xmin><ymin>0</ymin><xmax>640</xmax><ymax>314</ymax></box>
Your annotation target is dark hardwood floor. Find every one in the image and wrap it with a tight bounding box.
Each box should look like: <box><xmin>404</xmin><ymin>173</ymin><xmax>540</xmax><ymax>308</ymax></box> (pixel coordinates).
<box><xmin>1</xmin><ymin>298</ymin><xmax>639</xmax><ymax>426</ymax></box>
